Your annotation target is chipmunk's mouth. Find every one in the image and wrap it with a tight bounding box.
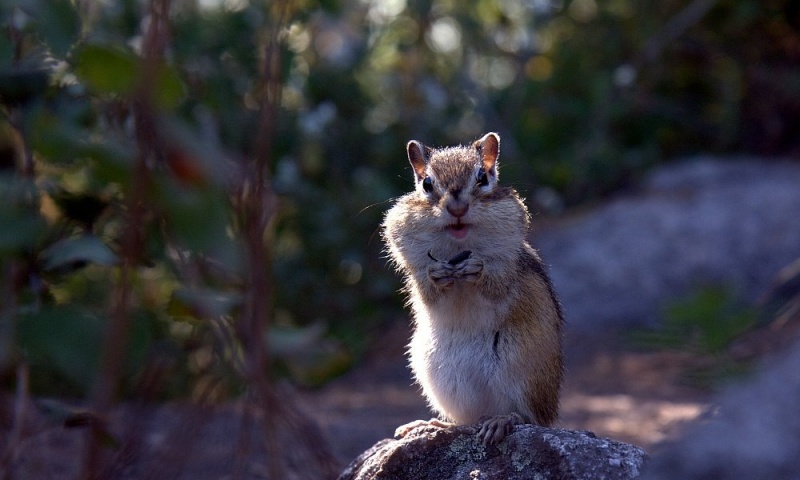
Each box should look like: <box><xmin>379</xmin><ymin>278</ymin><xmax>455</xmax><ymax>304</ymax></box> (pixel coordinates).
<box><xmin>446</xmin><ymin>222</ymin><xmax>470</xmax><ymax>240</ymax></box>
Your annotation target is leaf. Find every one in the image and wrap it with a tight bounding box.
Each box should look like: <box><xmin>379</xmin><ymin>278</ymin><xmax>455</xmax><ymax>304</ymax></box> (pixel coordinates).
<box><xmin>153</xmin><ymin>176</ymin><xmax>234</xmax><ymax>256</ymax></box>
<box><xmin>268</xmin><ymin>322</ymin><xmax>328</xmax><ymax>357</ymax></box>
<box><xmin>17</xmin><ymin>307</ymin><xmax>103</xmax><ymax>390</ymax></box>
<box><xmin>152</xmin><ymin>63</ymin><xmax>186</xmax><ymax>110</ymax></box>
<box><xmin>0</xmin><ymin>212</ymin><xmax>47</xmax><ymax>255</ymax></box>
<box><xmin>637</xmin><ymin>286</ymin><xmax>757</xmax><ymax>355</ymax></box>
<box><xmin>36</xmin><ymin>398</ymin><xmax>86</xmax><ymax>424</ymax></box>
<box><xmin>269</xmin><ymin>323</ymin><xmax>352</xmax><ymax>387</ymax></box>
<box><xmin>154</xmin><ymin>117</ymin><xmax>242</xmax><ymax>191</ymax></box>
<box><xmin>41</xmin><ymin>234</ymin><xmax>118</xmax><ymax>272</ymax></box>
<box><xmin>29</xmin><ymin>104</ymin><xmax>138</xmax><ymax>175</ymax></box>
<box><xmin>72</xmin><ymin>43</ymin><xmax>184</xmax><ymax>108</ymax></box>
<box><xmin>74</xmin><ymin>44</ymin><xmax>139</xmax><ymax>96</ymax></box>
<box><xmin>0</xmin><ymin>175</ymin><xmax>48</xmax><ymax>255</ymax></box>
<box><xmin>86</xmin><ymin>140</ymin><xmax>137</xmax><ymax>185</ymax></box>
<box><xmin>168</xmin><ymin>288</ymin><xmax>241</xmax><ymax>320</ymax></box>
<box><xmin>30</xmin><ymin>0</ymin><xmax>81</xmax><ymax>58</ymax></box>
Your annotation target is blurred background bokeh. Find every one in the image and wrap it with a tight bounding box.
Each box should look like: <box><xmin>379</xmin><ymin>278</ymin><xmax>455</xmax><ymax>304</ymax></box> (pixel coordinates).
<box><xmin>1</xmin><ymin>0</ymin><xmax>799</xmax><ymax>477</ymax></box>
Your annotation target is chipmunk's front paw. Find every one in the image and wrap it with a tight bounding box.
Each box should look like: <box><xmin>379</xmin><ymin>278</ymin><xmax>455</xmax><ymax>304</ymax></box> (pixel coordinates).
<box><xmin>427</xmin><ymin>261</ymin><xmax>456</xmax><ymax>287</ymax></box>
<box><xmin>427</xmin><ymin>250</ymin><xmax>482</xmax><ymax>286</ymax></box>
<box><xmin>454</xmin><ymin>257</ymin><xmax>484</xmax><ymax>283</ymax></box>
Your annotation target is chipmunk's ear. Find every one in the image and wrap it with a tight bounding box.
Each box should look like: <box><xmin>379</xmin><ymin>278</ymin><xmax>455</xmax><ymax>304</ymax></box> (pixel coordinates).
<box><xmin>474</xmin><ymin>132</ymin><xmax>500</xmax><ymax>175</ymax></box>
<box><xmin>407</xmin><ymin>140</ymin><xmax>431</xmax><ymax>182</ymax></box>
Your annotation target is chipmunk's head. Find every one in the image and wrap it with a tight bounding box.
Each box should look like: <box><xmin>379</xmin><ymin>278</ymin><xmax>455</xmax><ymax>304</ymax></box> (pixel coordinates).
<box><xmin>406</xmin><ymin>132</ymin><xmax>501</xmax><ymax>241</ymax></box>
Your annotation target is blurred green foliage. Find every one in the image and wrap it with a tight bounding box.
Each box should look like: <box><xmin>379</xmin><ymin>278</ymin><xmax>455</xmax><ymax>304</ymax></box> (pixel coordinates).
<box><xmin>633</xmin><ymin>286</ymin><xmax>758</xmax><ymax>386</ymax></box>
<box><xmin>1</xmin><ymin>0</ymin><xmax>798</xmax><ymax>399</ymax></box>
<box><xmin>635</xmin><ymin>286</ymin><xmax>757</xmax><ymax>355</ymax></box>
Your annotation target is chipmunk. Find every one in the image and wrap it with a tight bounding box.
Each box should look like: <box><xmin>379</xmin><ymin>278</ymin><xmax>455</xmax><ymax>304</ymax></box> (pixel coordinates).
<box><xmin>382</xmin><ymin>132</ymin><xmax>564</xmax><ymax>444</ymax></box>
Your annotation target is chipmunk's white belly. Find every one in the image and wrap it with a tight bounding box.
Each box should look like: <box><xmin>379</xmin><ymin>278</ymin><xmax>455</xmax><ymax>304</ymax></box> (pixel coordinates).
<box><xmin>408</xmin><ymin>286</ymin><xmax>525</xmax><ymax>424</ymax></box>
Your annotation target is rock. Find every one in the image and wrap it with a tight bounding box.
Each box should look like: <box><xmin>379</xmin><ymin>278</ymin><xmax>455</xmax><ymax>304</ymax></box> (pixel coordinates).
<box><xmin>643</xmin><ymin>340</ymin><xmax>800</xmax><ymax>479</ymax></box>
<box><xmin>535</xmin><ymin>157</ymin><xmax>800</xmax><ymax>330</ymax></box>
<box><xmin>338</xmin><ymin>424</ymin><xmax>648</xmax><ymax>480</ymax></box>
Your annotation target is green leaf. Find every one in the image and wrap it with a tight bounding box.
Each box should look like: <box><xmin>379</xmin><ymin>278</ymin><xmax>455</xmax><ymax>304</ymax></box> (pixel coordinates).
<box><xmin>636</xmin><ymin>286</ymin><xmax>757</xmax><ymax>355</ymax></box>
<box><xmin>41</xmin><ymin>234</ymin><xmax>118</xmax><ymax>272</ymax></box>
<box><xmin>29</xmin><ymin>115</ymin><xmax>87</xmax><ymax>164</ymax></box>
<box><xmin>74</xmin><ymin>45</ymin><xmax>139</xmax><ymax>96</ymax></box>
<box><xmin>87</xmin><ymin>142</ymin><xmax>136</xmax><ymax>185</ymax></box>
<box><xmin>31</xmin><ymin>0</ymin><xmax>81</xmax><ymax>58</ymax></box>
<box><xmin>153</xmin><ymin>177</ymin><xmax>233</xmax><ymax>256</ymax></box>
<box><xmin>30</xmin><ymin>113</ymin><xmax>136</xmax><ymax>181</ymax></box>
<box><xmin>0</xmin><ymin>212</ymin><xmax>47</xmax><ymax>255</ymax></box>
<box><xmin>152</xmin><ymin>63</ymin><xmax>186</xmax><ymax>110</ymax></box>
<box><xmin>0</xmin><ymin>175</ymin><xmax>48</xmax><ymax>255</ymax></box>
<box><xmin>72</xmin><ymin>43</ymin><xmax>184</xmax><ymax>108</ymax></box>
<box><xmin>17</xmin><ymin>306</ymin><xmax>103</xmax><ymax>390</ymax></box>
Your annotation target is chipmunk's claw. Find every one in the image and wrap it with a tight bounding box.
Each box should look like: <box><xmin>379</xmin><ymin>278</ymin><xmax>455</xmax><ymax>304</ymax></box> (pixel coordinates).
<box><xmin>476</xmin><ymin>413</ymin><xmax>524</xmax><ymax>444</ymax></box>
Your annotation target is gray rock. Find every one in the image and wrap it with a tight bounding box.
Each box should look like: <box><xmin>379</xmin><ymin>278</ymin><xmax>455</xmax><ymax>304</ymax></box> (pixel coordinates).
<box><xmin>643</xmin><ymin>340</ymin><xmax>800</xmax><ymax>479</ymax></box>
<box><xmin>535</xmin><ymin>157</ymin><xmax>800</xmax><ymax>330</ymax></box>
<box><xmin>338</xmin><ymin>424</ymin><xmax>648</xmax><ymax>480</ymax></box>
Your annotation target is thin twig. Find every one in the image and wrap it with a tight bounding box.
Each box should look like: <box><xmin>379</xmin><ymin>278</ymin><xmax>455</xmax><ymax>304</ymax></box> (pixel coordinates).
<box><xmin>0</xmin><ymin>27</ymin><xmax>39</xmax><ymax>477</ymax></box>
<box><xmin>237</xmin><ymin>1</ymin><xmax>290</xmax><ymax>478</ymax></box>
<box><xmin>0</xmin><ymin>363</ymin><xmax>29</xmax><ymax>480</ymax></box>
<box><xmin>236</xmin><ymin>3</ymin><xmax>340</xmax><ymax>476</ymax></box>
<box><xmin>82</xmin><ymin>0</ymin><xmax>170</xmax><ymax>477</ymax></box>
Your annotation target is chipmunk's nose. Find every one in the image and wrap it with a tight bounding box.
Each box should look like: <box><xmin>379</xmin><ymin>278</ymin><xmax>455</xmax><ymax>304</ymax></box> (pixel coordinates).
<box><xmin>446</xmin><ymin>199</ymin><xmax>469</xmax><ymax>218</ymax></box>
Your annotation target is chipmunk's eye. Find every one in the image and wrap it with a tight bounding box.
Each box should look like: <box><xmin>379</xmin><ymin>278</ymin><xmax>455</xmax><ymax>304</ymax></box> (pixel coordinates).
<box><xmin>422</xmin><ymin>176</ymin><xmax>434</xmax><ymax>193</ymax></box>
<box><xmin>476</xmin><ymin>167</ymin><xmax>489</xmax><ymax>187</ymax></box>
